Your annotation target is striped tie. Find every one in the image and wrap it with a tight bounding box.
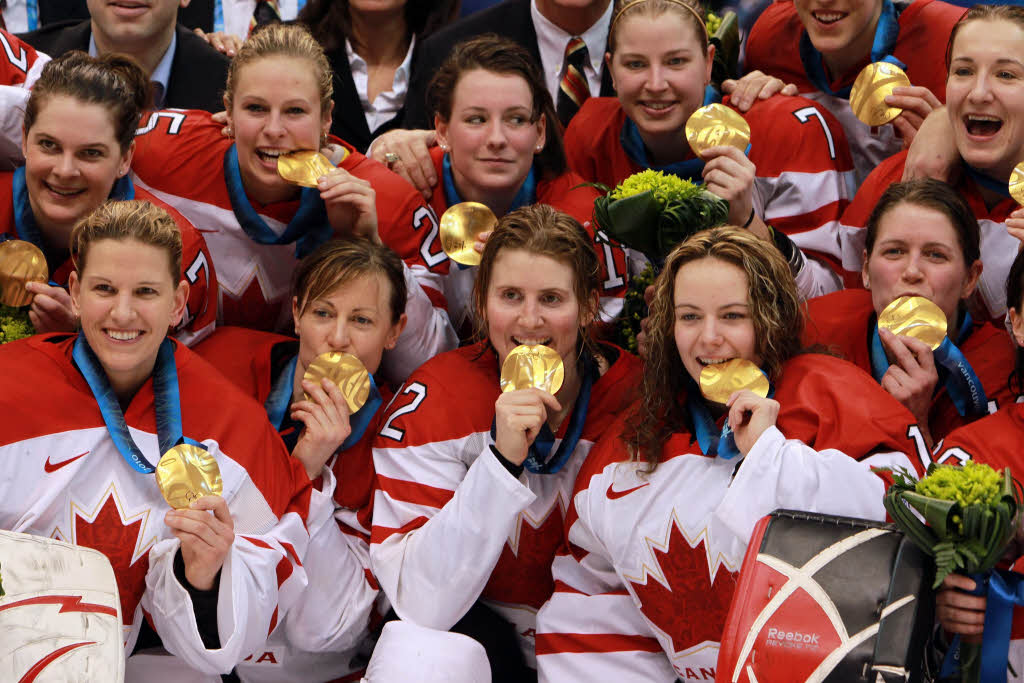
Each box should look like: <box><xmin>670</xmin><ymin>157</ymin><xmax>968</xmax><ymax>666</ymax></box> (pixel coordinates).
<box><xmin>556</xmin><ymin>37</ymin><xmax>590</xmax><ymax>127</ymax></box>
<box><xmin>249</xmin><ymin>0</ymin><xmax>280</xmax><ymax>35</ymax></box>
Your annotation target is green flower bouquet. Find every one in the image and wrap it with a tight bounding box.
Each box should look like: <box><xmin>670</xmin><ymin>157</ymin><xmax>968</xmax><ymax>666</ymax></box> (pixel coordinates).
<box><xmin>0</xmin><ymin>303</ymin><xmax>34</xmax><ymax>343</ymax></box>
<box><xmin>883</xmin><ymin>461</ymin><xmax>1022</xmax><ymax>682</ymax></box>
<box><xmin>593</xmin><ymin>169</ymin><xmax>729</xmax><ymax>266</ymax></box>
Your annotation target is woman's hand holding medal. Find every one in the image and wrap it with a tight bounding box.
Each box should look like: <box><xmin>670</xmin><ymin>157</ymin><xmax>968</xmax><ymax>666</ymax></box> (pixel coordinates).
<box><xmin>320</xmin><ymin>165</ymin><xmax>380</xmax><ymax>245</ymax></box>
<box><xmin>24</xmin><ymin>281</ymin><xmax>76</xmax><ymax>333</ymax></box>
<box><xmin>164</xmin><ymin>495</ymin><xmax>235</xmax><ymax>592</ymax></box>
<box><xmin>494</xmin><ymin>389</ymin><xmax>562</xmax><ymax>467</ymax></box>
<box><xmin>725</xmin><ymin>390</ymin><xmax>780</xmax><ymax>456</ymax></box>
<box><xmin>291</xmin><ymin>376</ymin><xmax>353</xmax><ymax>480</ymax></box>
<box><xmin>877</xmin><ymin>327</ymin><xmax>939</xmax><ymax>443</ymax></box>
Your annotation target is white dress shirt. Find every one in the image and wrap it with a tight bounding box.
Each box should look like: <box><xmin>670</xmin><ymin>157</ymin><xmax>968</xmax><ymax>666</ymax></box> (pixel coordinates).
<box><xmin>219</xmin><ymin>0</ymin><xmax>299</xmax><ymax>40</ymax></box>
<box><xmin>2</xmin><ymin>0</ymin><xmax>31</xmax><ymax>33</ymax></box>
<box><xmin>347</xmin><ymin>35</ymin><xmax>416</xmax><ymax>134</ymax></box>
<box><xmin>530</xmin><ymin>0</ymin><xmax>612</xmax><ymax>103</ymax></box>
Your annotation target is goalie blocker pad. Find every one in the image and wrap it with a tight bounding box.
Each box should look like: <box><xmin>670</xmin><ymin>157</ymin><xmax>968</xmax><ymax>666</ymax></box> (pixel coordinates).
<box><xmin>0</xmin><ymin>529</ymin><xmax>124</xmax><ymax>682</ymax></box>
<box><xmin>717</xmin><ymin>510</ymin><xmax>934</xmax><ymax>683</ymax></box>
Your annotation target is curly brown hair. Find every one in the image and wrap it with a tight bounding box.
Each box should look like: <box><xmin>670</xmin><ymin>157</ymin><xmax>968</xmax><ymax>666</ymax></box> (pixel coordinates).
<box><xmin>631</xmin><ymin>226</ymin><xmax>804</xmax><ymax>469</ymax></box>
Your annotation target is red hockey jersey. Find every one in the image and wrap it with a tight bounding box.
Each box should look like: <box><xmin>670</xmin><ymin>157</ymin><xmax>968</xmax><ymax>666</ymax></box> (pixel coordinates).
<box><xmin>0</xmin><ymin>171</ymin><xmax>219</xmax><ymax>345</ymax></box>
<box><xmin>425</xmin><ymin>146</ymin><xmax>630</xmax><ymax>328</ymax></box>
<box><xmin>805</xmin><ymin>289</ymin><xmax>1015</xmax><ymax>443</ymax></box>
<box><xmin>564</xmin><ymin>95</ymin><xmax>856</xmax><ymax>295</ymax></box>
<box><xmin>745</xmin><ymin>0</ymin><xmax>965</xmax><ymax>186</ymax></box>
<box><xmin>838</xmin><ymin>151</ymin><xmax>1020</xmax><ymax>320</ymax></box>
<box><xmin>0</xmin><ymin>333</ymin><xmax>333</xmax><ymax>674</ymax></box>
<box><xmin>371</xmin><ymin>342</ymin><xmax>641</xmax><ymax>667</ymax></box>
<box><xmin>130</xmin><ymin>110</ymin><xmax>456</xmax><ymax>380</ymax></box>
<box><xmin>535</xmin><ymin>353</ymin><xmax>924</xmax><ymax>681</ymax></box>
<box><xmin>194</xmin><ymin>326</ymin><xmax>382</xmax><ymax>682</ymax></box>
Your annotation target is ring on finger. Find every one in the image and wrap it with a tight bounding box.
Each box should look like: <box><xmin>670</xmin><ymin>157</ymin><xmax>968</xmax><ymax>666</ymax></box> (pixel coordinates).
<box><xmin>384</xmin><ymin>152</ymin><xmax>401</xmax><ymax>168</ymax></box>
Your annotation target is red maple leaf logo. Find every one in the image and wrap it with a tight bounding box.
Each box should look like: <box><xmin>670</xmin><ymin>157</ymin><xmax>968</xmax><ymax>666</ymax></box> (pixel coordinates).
<box><xmin>74</xmin><ymin>493</ymin><xmax>151</xmax><ymax>624</ymax></box>
<box><xmin>482</xmin><ymin>508</ymin><xmax>563</xmax><ymax>609</ymax></box>
<box><xmin>628</xmin><ymin>520</ymin><xmax>738</xmax><ymax>653</ymax></box>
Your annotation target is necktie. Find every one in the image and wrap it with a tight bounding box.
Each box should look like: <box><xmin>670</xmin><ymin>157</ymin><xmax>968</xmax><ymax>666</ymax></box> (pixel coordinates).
<box><xmin>249</xmin><ymin>0</ymin><xmax>280</xmax><ymax>35</ymax></box>
<box><xmin>556</xmin><ymin>36</ymin><xmax>590</xmax><ymax>127</ymax></box>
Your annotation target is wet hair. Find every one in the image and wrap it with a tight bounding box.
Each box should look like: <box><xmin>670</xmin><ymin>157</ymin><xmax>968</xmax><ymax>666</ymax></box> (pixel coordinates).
<box><xmin>633</xmin><ymin>226</ymin><xmax>802</xmax><ymax>469</ymax></box>
<box><xmin>946</xmin><ymin>4</ymin><xmax>1024</xmax><ymax>71</ymax></box>
<box><xmin>23</xmin><ymin>51</ymin><xmax>151</xmax><ymax>153</ymax></box>
<box><xmin>472</xmin><ymin>204</ymin><xmax>602</xmax><ymax>357</ymax></box>
<box><xmin>608</xmin><ymin>0</ymin><xmax>709</xmax><ymax>54</ymax></box>
<box><xmin>225</xmin><ymin>23</ymin><xmax>333</xmax><ymax>117</ymax></box>
<box><xmin>427</xmin><ymin>34</ymin><xmax>567</xmax><ymax>178</ymax></box>
<box><xmin>864</xmin><ymin>178</ymin><xmax>981</xmax><ymax>266</ymax></box>
<box><xmin>71</xmin><ymin>200</ymin><xmax>182</xmax><ymax>282</ymax></box>
<box><xmin>298</xmin><ymin>0</ymin><xmax>459</xmax><ymax>53</ymax></box>
<box><xmin>292</xmin><ymin>238</ymin><xmax>407</xmax><ymax>324</ymax></box>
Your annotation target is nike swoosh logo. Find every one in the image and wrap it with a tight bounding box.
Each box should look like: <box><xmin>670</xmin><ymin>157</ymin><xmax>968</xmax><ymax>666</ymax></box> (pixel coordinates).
<box><xmin>606</xmin><ymin>481</ymin><xmax>650</xmax><ymax>500</ymax></box>
<box><xmin>44</xmin><ymin>451</ymin><xmax>89</xmax><ymax>473</ymax></box>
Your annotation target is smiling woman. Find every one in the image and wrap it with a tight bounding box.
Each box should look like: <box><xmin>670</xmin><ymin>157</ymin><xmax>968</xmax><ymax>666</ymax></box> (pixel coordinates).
<box><xmin>0</xmin><ymin>51</ymin><xmax>217</xmax><ymax>344</ymax></box>
<box><xmin>130</xmin><ymin>22</ymin><xmax>458</xmax><ymax>382</ymax></box>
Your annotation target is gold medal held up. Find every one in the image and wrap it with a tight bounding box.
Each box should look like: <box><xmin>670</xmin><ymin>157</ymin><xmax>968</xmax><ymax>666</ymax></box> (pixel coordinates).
<box><xmin>850</xmin><ymin>62</ymin><xmax>911</xmax><ymax>127</ymax></box>
<box><xmin>1009</xmin><ymin>162</ymin><xmax>1024</xmax><ymax>205</ymax></box>
<box><xmin>303</xmin><ymin>352</ymin><xmax>371</xmax><ymax>413</ymax></box>
<box><xmin>877</xmin><ymin>296</ymin><xmax>947</xmax><ymax>350</ymax></box>
<box><xmin>699</xmin><ymin>358</ymin><xmax>769</xmax><ymax>405</ymax></box>
<box><xmin>500</xmin><ymin>345</ymin><xmax>564</xmax><ymax>394</ymax></box>
<box><xmin>685</xmin><ymin>103</ymin><xmax>751</xmax><ymax>156</ymax></box>
<box><xmin>278</xmin><ymin>150</ymin><xmax>336</xmax><ymax>188</ymax></box>
<box><xmin>0</xmin><ymin>240</ymin><xmax>48</xmax><ymax>307</ymax></box>
<box><xmin>440</xmin><ymin>202</ymin><xmax>498</xmax><ymax>267</ymax></box>
<box><xmin>155</xmin><ymin>444</ymin><xmax>223</xmax><ymax>510</ymax></box>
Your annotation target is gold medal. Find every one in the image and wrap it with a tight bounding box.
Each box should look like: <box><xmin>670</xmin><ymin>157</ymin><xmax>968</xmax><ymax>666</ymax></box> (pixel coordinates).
<box><xmin>303</xmin><ymin>352</ymin><xmax>371</xmax><ymax>413</ymax></box>
<box><xmin>877</xmin><ymin>296</ymin><xmax>948</xmax><ymax>350</ymax></box>
<box><xmin>155</xmin><ymin>444</ymin><xmax>223</xmax><ymax>510</ymax></box>
<box><xmin>439</xmin><ymin>202</ymin><xmax>498</xmax><ymax>266</ymax></box>
<box><xmin>1010</xmin><ymin>162</ymin><xmax>1024</xmax><ymax>205</ymax></box>
<box><xmin>850</xmin><ymin>62</ymin><xmax>911</xmax><ymax>127</ymax></box>
<box><xmin>0</xmin><ymin>239</ymin><xmax>48</xmax><ymax>307</ymax></box>
<box><xmin>500</xmin><ymin>345</ymin><xmax>565</xmax><ymax>394</ymax></box>
<box><xmin>278</xmin><ymin>150</ymin><xmax>336</xmax><ymax>188</ymax></box>
<box><xmin>699</xmin><ymin>358</ymin><xmax>769</xmax><ymax>405</ymax></box>
<box><xmin>684</xmin><ymin>103</ymin><xmax>751</xmax><ymax>156</ymax></box>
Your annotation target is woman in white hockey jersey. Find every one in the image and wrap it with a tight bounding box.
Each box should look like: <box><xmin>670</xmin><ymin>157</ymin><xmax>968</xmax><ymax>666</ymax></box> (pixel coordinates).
<box><xmin>534</xmin><ymin>226</ymin><xmax>926</xmax><ymax>681</ymax></box>
<box><xmin>0</xmin><ymin>200</ymin><xmax>332</xmax><ymax>677</ymax></box>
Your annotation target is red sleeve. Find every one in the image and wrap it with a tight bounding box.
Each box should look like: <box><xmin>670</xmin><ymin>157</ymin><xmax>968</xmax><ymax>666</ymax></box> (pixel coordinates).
<box><xmin>0</xmin><ymin>29</ymin><xmax>41</xmax><ymax>86</ymax></box>
<box><xmin>132</xmin><ymin>109</ymin><xmax>233</xmax><ymax>202</ymax></box>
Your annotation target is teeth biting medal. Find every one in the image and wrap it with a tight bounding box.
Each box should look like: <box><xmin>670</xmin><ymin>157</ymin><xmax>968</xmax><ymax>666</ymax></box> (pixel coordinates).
<box><xmin>877</xmin><ymin>296</ymin><xmax>947</xmax><ymax>350</ymax></box>
<box><xmin>699</xmin><ymin>358</ymin><xmax>769</xmax><ymax>405</ymax></box>
<box><xmin>303</xmin><ymin>352</ymin><xmax>372</xmax><ymax>413</ymax></box>
<box><xmin>500</xmin><ymin>345</ymin><xmax>564</xmax><ymax>394</ymax></box>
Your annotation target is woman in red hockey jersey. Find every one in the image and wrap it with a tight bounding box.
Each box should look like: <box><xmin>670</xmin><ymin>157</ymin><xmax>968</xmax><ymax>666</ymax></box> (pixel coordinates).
<box><xmin>535</xmin><ymin>225</ymin><xmax>924</xmax><ymax>681</ymax></box>
<box><xmin>423</xmin><ymin>34</ymin><xmax>628</xmax><ymax>332</ymax></box>
<box><xmin>130</xmin><ymin>23</ymin><xmax>455</xmax><ymax>382</ymax></box>
<box><xmin>0</xmin><ymin>200</ymin><xmax>330</xmax><ymax>676</ymax></box>
<box><xmin>370</xmin><ymin>204</ymin><xmax>641</xmax><ymax>681</ymax></box>
<box><xmin>1</xmin><ymin>51</ymin><xmax>217</xmax><ymax>344</ymax></box>
<box><xmin>564</xmin><ymin>0</ymin><xmax>857</xmax><ymax>298</ymax></box>
<box><xmin>192</xmin><ymin>238</ymin><xmax>407</xmax><ymax>681</ymax></box>
<box><xmin>839</xmin><ymin>5</ymin><xmax>1024</xmax><ymax>323</ymax></box>
<box><xmin>810</xmin><ymin>179</ymin><xmax>1014</xmax><ymax>450</ymax></box>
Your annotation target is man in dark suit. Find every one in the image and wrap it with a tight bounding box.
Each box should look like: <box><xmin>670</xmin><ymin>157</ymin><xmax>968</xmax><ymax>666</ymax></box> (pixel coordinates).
<box><xmin>372</xmin><ymin>0</ymin><xmax>614</xmax><ymax>197</ymax></box>
<box><xmin>20</xmin><ymin>0</ymin><xmax>227</xmax><ymax>112</ymax></box>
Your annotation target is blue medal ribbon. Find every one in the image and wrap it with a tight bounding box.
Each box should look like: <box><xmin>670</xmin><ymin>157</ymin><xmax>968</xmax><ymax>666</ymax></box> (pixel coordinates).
<box><xmin>441</xmin><ymin>153</ymin><xmax>536</xmax><ymax>270</ymax></box>
<box><xmin>72</xmin><ymin>331</ymin><xmax>192</xmax><ymax>474</ymax></box>
<box><xmin>489</xmin><ymin>351</ymin><xmax>597</xmax><ymax>475</ymax></box>
<box><xmin>799</xmin><ymin>0</ymin><xmax>905</xmax><ymax>98</ymax></box>
<box><xmin>685</xmin><ymin>370</ymin><xmax>774</xmax><ymax>460</ymax></box>
<box><xmin>965</xmin><ymin>165</ymin><xmax>1014</xmax><ymax>201</ymax></box>
<box><xmin>869</xmin><ymin>310</ymin><xmax>988</xmax><ymax>417</ymax></box>
<box><xmin>939</xmin><ymin>570</ymin><xmax>1024</xmax><ymax>681</ymax></box>
<box><xmin>264</xmin><ymin>353</ymin><xmax>384</xmax><ymax>452</ymax></box>
<box><xmin>12</xmin><ymin>168</ymin><xmax>134</xmax><ymax>276</ymax></box>
<box><xmin>222</xmin><ymin>144</ymin><xmax>331</xmax><ymax>259</ymax></box>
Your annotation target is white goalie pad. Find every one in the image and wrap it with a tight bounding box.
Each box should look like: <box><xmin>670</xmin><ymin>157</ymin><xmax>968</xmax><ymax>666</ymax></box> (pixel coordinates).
<box><xmin>0</xmin><ymin>530</ymin><xmax>124</xmax><ymax>682</ymax></box>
